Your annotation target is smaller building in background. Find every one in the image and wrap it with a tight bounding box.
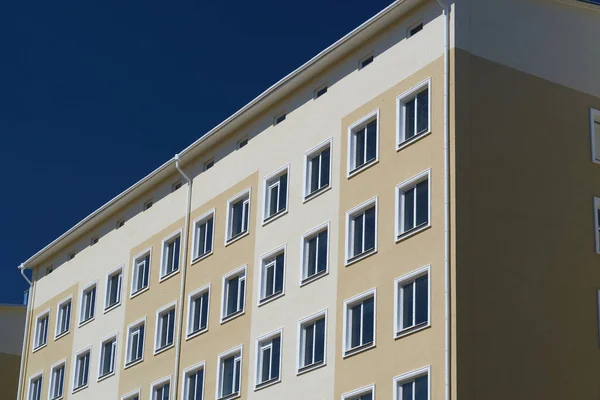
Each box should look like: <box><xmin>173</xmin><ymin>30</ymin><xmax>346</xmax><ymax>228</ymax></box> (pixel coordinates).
<box><xmin>0</xmin><ymin>304</ymin><xmax>26</xmax><ymax>398</ymax></box>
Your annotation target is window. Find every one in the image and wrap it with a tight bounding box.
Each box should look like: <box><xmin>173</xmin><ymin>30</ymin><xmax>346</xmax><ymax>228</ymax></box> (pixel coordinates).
<box><xmin>187</xmin><ymin>285</ymin><xmax>210</xmax><ymax>338</ymax></box>
<box><xmin>343</xmin><ymin>385</ymin><xmax>374</xmax><ymax>400</ymax></box>
<box><xmin>68</xmin><ymin>251</ymin><xmax>76</xmax><ymax>260</ymax></box>
<box><xmin>301</xmin><ymin>223</ymin><xmax>329</xmax><ymax>284</ymax></box>
<box><xmin>183</xmin><ymin>363</ymin><xmax>205</xmax><ymax>400</ymax></box>
<box><xmin>348</xmin><ymin>111</ymin><xmax>378</xmax><ymax>175</ymax></box>
<box><xmin>595</xmin><ymin>198</ymin><xmax>600</xmax><ymax>254</ymax></box>
<box><xmin>173</xmin><ymin>180</ymin><xmax>183</xmax><ymax>192</ymax></box>
<box><xmin>226</xmin><ymin>189</ymin><xmax>250</xmax><ymax>242</ymax></box>
<box><xmin>315</xmin><ymin>85</ymin><xmax>328</xmax><ymax>98</ymax></box>
<box><xmin>221</xmin><ymin>267</ymin><xmax>246</xmax><ymax>322</ymax></box>
<box><xmin>263</xmin><ymin>166</ymin><xmax>289</xmax><ymax>222</ymax></box>
<box><xmin>397</xmin><ymin>79</ymin><xmax>430</xmax><ymax>147</ymax></box>
<box><xmin>359</xmin><ymin>54</ymin><xmax>374</xmax><ymax>69</ymax></box>
<box><xmin>131</xmin><ymin>251</ymin><xmax>151</xmax><ymax>295</ymax></box>
<box><xmin>343</xmin><ymin>289</ymin><xmax>376</xmax><ymax>356</ymax></box>
<box><xmin>99</xmin><ymin>336</ymin><xmax>117</xmax><ymax>378</ymax></box>
<box><xmin>91</xmin><ymin>236</ymin><xmax>99</xmax><ymax>246</ymax></box>
<box><xmin>193</xmin><ymin>211</ymin><xmax>214</xmax><ymax>260</ymax></box>
<box><xmin>408</xmin><ymin>22</ymin><xmax>423</xmax><ymax>37</ymax></box>
<box><xmin>155</xmin><ymin>304</ymin><xmax>176</xmax><ymax>352</ymax></box>
<box><xmin>217</xmin><ymin>346</ymin><xmax>242</xmax><ymax>399</ymax></box>
<box><xmin>126</xmin><ymin>319</ymin><xmax>145</xmax><ymax>366</ymax></box>
<box><xmin>298</xmin><ymin>310</ymin><xmax>327</xmax><ymax>373</ymax></box>
<box><xmin>80</xmin><ymin>284</ymin><xmax>96</xmax><ymax>324</ymax></box>
<box><xmin>395</xmin><ymin>266</ymin><xmax>430</xmax><ymax>337</ymax></box>
<box><xmin>274</xmin><ymin>113</ymin><xmax>286</xmax><ymax>125</ymax></box>
<box><xmin>144</xmin><ymin>199</ymin><xmax>153</xmax><ymax>210</ymax></box>
<box><xmin>259</xmin><ymin>247</ymin><xmax>285</xmax><ymax>303</ymax></box>
<box><xmin>122</xmin><ymin>390</ymin><xmax>140</xmax><ymax>400</ymax></box>
<box><xmin>49</xmin><ymin>362</ymin><xmax>65</xmax><ymax>400</ymax></box>
<box><xmin>255</xmin><ymin>330</ymin><xmax>282</xmax><ymax>389</ymax></box>
<box><xmin>152</xmin><ymin>379</ymin><xmax>171</xmax><ymax>400</ymax></box>
<box><xmin>46</xmin><ymin>266</ymin><xmax>53</xmax><ymax>275</ymax></box>
<box><xmin>304</xmin><ymin>139</ymin><xmax>331</xmax><ymax>199</ymax></box>
<box><xmin>73</xmin><ymin>349</ymin><xmax>90</xmax><ymax>391</ymax></box>
<box><xmin>204</xmin><ymin>159</ymin><xmax>214</xmax><ymax>170</ymax></box>
<box><xmin>396</xmin><ymin>170</ymin><xmax>430</xmax><ymax>239</ymax></box>
<box><xmin>592</xmin><ymin>108</ymin><xmax>600</xmax><ymax>163</ymax></box>
<box><xmin>117</xmin><ymin>219</ymin><xmax>125</xmax><ymax>229</ymax></box>
<box><xmin>161</xmin><ymin>232</ymin><xmax>181</xmax><ymax>278</ymax></box>
<box><xmin>394</xmin><ymin>367</ymin><xmax>429</xmax><ymax>400</ymax></box>
<box><xmin>237</xmin><ymin>137</ymin><xmax>248</xmax><ymax>149</ymax></box>
<box><xmin>346</xmin><ymin>198</ymin><xmax>377</xmax><ymax>264</ymax></box>
<box><xmin>28</xmin><ymin>374</ymin><xmax>42</xmax><ymax>400</ymax></box>
<box><xmin>105</xmin><ymin>267</ymin><xmax>122</xmax><ymax>310</ymax></box>
<box><xmin>33</xmin><ymin>312</ymin><xmax>49</xmax><ymax>349</ymax></box>
<box><xmin>55</xmin><ymin>298</ymin><xmax>72</xmax><ymax>338</ymax></box>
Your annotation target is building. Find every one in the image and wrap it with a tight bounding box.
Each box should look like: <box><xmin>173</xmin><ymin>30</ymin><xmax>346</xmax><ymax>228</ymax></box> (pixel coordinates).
<box><xmin>0</xmin><ymin>304</ymin><xmax>26</xmax><ymax>398</ymax></box>
<box><xmin>16</xmin><ymin>0</ymin><xmax>600</xmax><ymax>399</ymax></box>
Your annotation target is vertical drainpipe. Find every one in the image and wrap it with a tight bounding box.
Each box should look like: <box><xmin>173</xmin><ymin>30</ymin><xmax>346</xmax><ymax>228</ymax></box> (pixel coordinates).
<box><xmin>16</xmin><ymin>263</ymin><xmax>34</xmax><ymax>400</ymax></box>
<box><xmin>172</xmin><ymin>154</ymin><xmax>192</xmax><ymax>399</ymax></box>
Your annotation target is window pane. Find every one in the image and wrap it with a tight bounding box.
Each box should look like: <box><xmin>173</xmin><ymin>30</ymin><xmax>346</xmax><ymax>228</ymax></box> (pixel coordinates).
<box><xmin>222</xmin><ymin>357</ymin><xmax>234</xmax><ymax>396</ymax></box>
<box><xmin>366</xmin><ymin>120</ymin><xmax>377</xmax><ymax>163</ymax></box>
<box><xmin>403</xmin><ymin>282</ymin><xmax>414</xmax><ymax>328</ymax></box>
<box><xmin>404</xmin><ymin>188</ymin><xmax>415</xmax><ymax>231</ymax></box>
<box><xmin>232</xmin><ymin>201</ymin><xmax>243</xmax><ymax>236</ymax></box>
<box><xmin>402</xmin><ymin>381</ymin><xmax>414</xmax><ymax>400</ymax></box>
<box><xmin>315</xmin><ymin>318</ymin><xmax>325</xmax><ymax>363</ymax></box>
<box><xmin>361</xmin><ymin>393</ymin><xmax>373</xmax><ymax>400</ymax></box>
<box><xmin>227</xmin><ymin>278</ymin><xmax>239</xmax><ymax>315</ymax></box>
<box><xmin>265</xmin><ymin>265</ymin><xmax>275</xmax><ymax>297</ymax></box>
<box><xmin>200</xmin><ymin>292</ymin><xmax>209</xmax><ymax>329</ymax></box>
<box><xmin>238</xmin><ymin>279</ymin><xmax>245</xmax><ymax>311</ymax></box>
<box><xmin>242</xmin><ymin>201</ymin><xmax>249</xmax><ymax>232</ymax></box>
<box><xmin>320</xmin><ymin>148</ymin><xmax>330</xmax><ymax>187</ymax></box>
<box><xmin>272</xmin><ymin>337</ymin><xmax>281</xmax><ymax>379</ymax></box>
<box><xmin>416</xmin><ymin>89</ymin><xmax>429</xmax><ymax>134</ymax></box>
<box><xmin>350</xmin><ymin>304</ymin><xmax>362</xmax><ymax>348</ymax></box>
<box><xmin>261</xmin><ymin>347</ymin><xmax>271</xmax><ymax>382</ymax></box>
<box><xmin>415</xmin><ymin>276</ymin><xmax>428</xmax><ymax>325</ymax></box>
<box><xmin>415</xmin><ymin>376</ymin><xmax>428</xmax><ymax>400</ymax></box>
<box><xmin>355</xmin><ymin>128</ymin><xmax>365</xmax><ymax>168</ymax></box>
<box><xmin>317</xmin><ymin>230</ymin><xmax>328</xmax><ymax>273</ymax></box>
<box><xmin>275</xmin><ymin>254</ymin><xmax>284</xmax><ymax>293</ymax></box>
<box><xmin>269</xmin><ymin>185</ymin><xmax>278</xmax><ymax>216</ymax></box>
<box><xmin>279</xmin><ymin>174</ymin><xmax>287</xmax><ymax>212</ymax></box>
<box><xmin>364</xmin><ymin>206</ymin><xmax>375</xmax><ymax>251</ymax></box>
<box><xmin>304</xmin><ymin>324</ymin><xmax>314</xmax><ymax>366</ymax></box>
<box><xmin>416</xmin><ymin>180</ymin><xmax>428</xmax><ymax>226</ymax></box>
<box><xmin>206</xmin><ymin>218</ymin><xmax>213</xmax><ymax>253</ymax></box>
<box><xmin>352</xmin><ymin>214</ymin><xmax>364</xmax><ymax>256</ymax></box>
<box><xmin>310</xmin><ymin>155</ymin><xmax>320</xmax><ymax>193</ymax></box>
<box><xmin>405</xmin><ymin>98</ymin><xmax>416</xmax><ymax>140</ymax></box>
<box><xmin>307</xmin><ymin>237</ymin><xmax>317</xmax><ymax>277</ymax></box>
<box><xmin>362</xmin><ymin>297</ymin><xmax>374</xmax><ymax>344</ymax></box>
<box><xmin>234</xmin><ymin>358</ymin><xmax>241</xmax><ymax>393</ymax></box>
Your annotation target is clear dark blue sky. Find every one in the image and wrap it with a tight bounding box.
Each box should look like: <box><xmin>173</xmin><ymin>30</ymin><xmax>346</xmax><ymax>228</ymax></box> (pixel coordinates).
<box><xmin>0</xmin><ymin>0</ymin><xmax>393</xmax><ymax>304</ymax></box>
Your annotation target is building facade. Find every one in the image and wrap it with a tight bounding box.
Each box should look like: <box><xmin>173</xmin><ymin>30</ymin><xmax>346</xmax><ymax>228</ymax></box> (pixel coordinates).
<box><xmin>1</xmin><ymin>304</ymin><xmax>26</xmax><ymax>398</ymax></box>
<box><xmin>16</xmin><ymin>1</ymin><xmax>600</xmax><ymax>400</ymax></box>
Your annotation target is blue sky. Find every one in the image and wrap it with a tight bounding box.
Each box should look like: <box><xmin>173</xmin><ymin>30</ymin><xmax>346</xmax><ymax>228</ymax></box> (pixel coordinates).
<box><xmin>0</xmin><ymin>0</ymin><xmax>392</xmax><ymax>304</ymax></box>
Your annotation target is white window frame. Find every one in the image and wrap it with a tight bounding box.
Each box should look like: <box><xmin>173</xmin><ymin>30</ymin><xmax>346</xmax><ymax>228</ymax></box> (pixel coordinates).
<box><xmin>191</xmin><ymin>209</ymin><xmax>215</xmax><ymax>262</ymax></box>
<box><xmin>342</xmin><ymin>384</ymin><xmax>376</xmax><ymax>400</ymax></box>
<box><xmin>33</xmin><ymin>309</ymin><xmax>50</xmax><ymax>351</ymax></box>
<box><xmin>590</xmin><ymin>108</ymin><xmax>600</xmax><ymax>164</ymax></box>
<box><xmin>394</xmin><ymin>265</ymin><xmax>431</xmax><ymax>338</ymax></box>
<box><xmin>216</xmin><ymin>345</ymin><xmax>243</xmax><ymax>400</ymax></box>
<box><xmin>97</xmin><ymin>332</ymin><xmax>118</xmax><ymax>381</ymax></box>
<box><xmin>154</xmin><ymin>301</ymin><xmax>177</xmax><ymax>354</ymax></box>
<box><xmin>300</xmin><ymin>221</ymin><xmax>330</xmax><ymax>286</ymax></box>
<box><xmin>121</xmin><ymin>389</ymin><xmax>141</xmax><ymax>400</ymax></box>
<box><xmin>395</xmin><ymin>169</ymin><xmax>431</xmax><ymax>242</ymax></box>
<box><xmin>54</xmin><ymin>296</ymin><xmax>73</xmax><ymax>340</ymax></box>
<box><xmin>220</xmin><ymin>265</ymin><xmax>247</xmax><ymax>323</ymax></box>
<box><xmin>345</xmin><ymin>197</ymin><xmax>378</xmax><ymax>266</ymax></box>
<box><xmin>296</xmin><ymin>309</ymin><xmax>328</xmax><ymax>374</ymax></box>
<box><xmin>28</xmin><ymin>372</ymin><xmax>43</xmax><ymax>400</ymax></box>
<box><xmin>150</xmin><ymin>375</ymin><xmax>172</xmax><ymax>400</ymax></box>
<box><xmin>160</xmin><ymin>230</ymin><xmax>182</xmax><ymax>281</ymax></box>
<box><xmin>182</xmin><ymin>361</ymin><xmax>206</xmax><ymax>400</ymax></box>
<box><xmin>392</xmin><ymin>366</ymin><xmax>431</xmax><ymax>400</ymax></box>
<box><xmin>347</xmin><ymin>109</ymin><xmax>379</xmax><ymax>177</ymax></box>
<box><xmin>225</xmin><ymin>188</ymin><xmax>252</xmax><ymax>245</ymax></box>
<box><xmin>131</xmin><ymin>247</ymin><xmax>152</xmax><ymax>298</ymax></box>
<box><xmin>303</xmin><ymin>138</ymin><xmax>333</xmax><ymax>202</ymax></box>
<box><xmin>124</xmin><ymin>317</ymin><xmax>146</xmax><ymax>368</ymax></box>
<box><xmin>396</xmin><ymin>78</ymin><xmax>431</xmax><ymax>150</ymax></box>
<box><xmin>595</xmin><ymin>197</ymin><xmax>600</xmax><ymax>254</ymax></box>
<box><xmin>343</xmin><ymin>288</ymin><xmax>377</xmax><ymax>358</ymax></box>
<box><xmin>262</xmin><ymin>164</ymin><xmax>290</xmax><ymax>224</ymax></box>
<box><xmin>254</xmin><ymin>328</ymin><xmax>283</xmax><ymax>390</ymax></box>
<box><xmin>79</xmin><ymin>281</ymin><xmax>97</xmax><ymax>326</ymax></box>
<box><xmin>187</xmin><ymin>284</ymin><xmax>211</xmax><ymax>339</ymax></box>
<box><xmin>104</xmin><ymin>265</ymin><xmax>123</xmax><ymax>312</ymax></box>
<box><xmin>71</xmin><ymin>346</ymin><xmax>91</xmax><ymax>393</ymax></box>
<box><xmin>258</xmin><ymin>245</ymin><xmax>286</xmax><ymax>305</ymax></box>
<box><xmin>48</xmin><ymin>359</ymin><xmax>66</xmax><ymax>400</ymax></box>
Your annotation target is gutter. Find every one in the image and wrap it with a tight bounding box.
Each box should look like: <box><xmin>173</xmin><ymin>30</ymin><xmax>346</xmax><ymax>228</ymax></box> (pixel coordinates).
<box><xmin>16</xmin><ymin>264</ymin><xmax>34</xmax><ymax>400</ymax></box>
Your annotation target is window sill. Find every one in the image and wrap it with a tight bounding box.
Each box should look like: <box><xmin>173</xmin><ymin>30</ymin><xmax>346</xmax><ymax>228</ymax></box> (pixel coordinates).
<box><xmin>32</xmin><ymin>343</ymin><xmax>47</xmax><ymax>353</ymax></box>
<box><xmin>396</xmin><ymin>224</ymin><xmax>430</xmax><ymax>243</ymax></box>
<box><xmin>225</xmin><ymin>231</ymin><xmax>249</xmax><ymax>247</ymax></box>
<box><xmin>347</xmin><ymin>159</ymin><xmax>378</xmax><ymax>179</ymax></box>
<box><xmin>300</xmin><ymin>270</ymin><xmax>329</xmax><ymax>287</ymax></box>
<box><xmin>217</xmin><ymin>392</ymin><xmax>240</xmax><ymax>400</ymax></box>
<box><xmin>220</xmin><ymin>309</ymin><xmax>245</xmax><ymax>324</ymax></box>
<box><xmin>186</xmin><ymin>327</ymin><xmax>208</xmax><ymax>341</ymax></box>
<box><xmin>343</xmin><ymin>342</ymin><xmax>375</xmax><ymax>359</ymax></box>
<box><xmin>159</xmin><ymin>269</ymin><xmax>180</xmax><ymax>283</ymax></box>
<box><xmin>154</xmin><ymin>343</ymin><xmax>174</xmax><ymax>356</ymax></box>
<box><xmin>191</xmin><ymin>251</ymin><xmax>213</xmax><ymax>266</ymax></box>
<box><xmin>262</xmin><ymin>209</ymin><xmax>288</xmax><ymax>226</ymax></box>
<box><xmin>297</xmin><ymin>360</ymin><xmax>326</xmax><ymax>375</ymax></box>
<box><xmin>124</xmin><ymin>358</ymin><xmax>143</xmax><ymax>370</ymax></box>
<box><xmin>97</xmin><ymin>371</ymin><xmax>115</xmax><ymax>383</ymax></box>
<box><xmin>345</xmin><ymin>248</ymin><xmax>377</xmax><ymax>266</ymax></box>
<box><xmin>78</xmin><ymin>317</ymin><xmax>95</xmax><ymax>328</ymax></box>
<box><xmin>395</xmin><ymin>322</ymin><xmax>430</xmax><ymax>340</ymax></box>
<box><xmin>72</xmin><ymin>384</ymin><xmax>88</xmax><ymax>394</ymax></box>
<box><xmin>258</xmin><ymin>291</ymin><xmax>284</xmax><ymax>307</ymax></box>
<box><xmin>103</xmin><ymin>302</ymin><xmax>121</xmax><ymax>314</ymax></box>
<box><xmin>303</xmin><ymin>185</ymin><xmax>331</xmax><ymax>204</ymax></box>
<box><xmin>254</xmin><ymin>377</ymin><xmax>281</xmax><ymax>391</ymax></box>
<box><xmin>130</xmin><ymin>286</ymin><xmax>149</xmax><ymax>300</ymax></box>
<box><xmin>396</xmin><ymin>129</ymin><xmax>431</xmax><ymax>151</ymax></box>
<box><xmin>54</xmin><ymin>330</ymin><xmax>70</xmax><ymax>341</ymax></box>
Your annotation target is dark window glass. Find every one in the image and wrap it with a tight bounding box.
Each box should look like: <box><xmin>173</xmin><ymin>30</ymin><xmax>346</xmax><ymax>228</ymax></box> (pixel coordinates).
<box><xmin>415</xmin><ymin>276</ymin><xmax>428</xmax><ymax>325</ymax></box>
